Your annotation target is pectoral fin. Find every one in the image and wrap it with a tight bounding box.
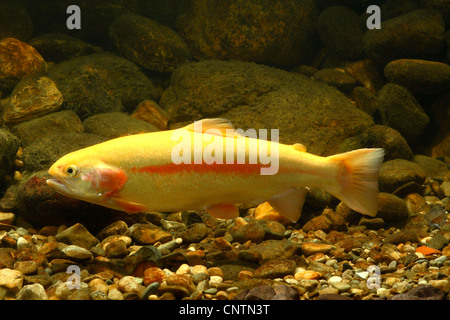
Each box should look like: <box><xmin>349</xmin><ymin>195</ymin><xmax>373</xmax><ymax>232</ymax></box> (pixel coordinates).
<box><xmin>112</xmin><ymin>198</ymin><xmax>148</xmax><ymax>213</ymax></box>
<box><xmin>268</xmin><ymin>187</ymin><xmax>308</xmax><ymax>222</ymax></box>
<box><xmin>206</xmin><ymin>204</ymin><xmax>240</xmax><ymax>219</ymax></box>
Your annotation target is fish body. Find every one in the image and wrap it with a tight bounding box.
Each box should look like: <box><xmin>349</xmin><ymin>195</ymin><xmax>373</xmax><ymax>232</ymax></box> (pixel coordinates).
<box><xmin>47</xmin><ymin>119</ymin><xmax>384</xmax><ymax>221</ymax></box>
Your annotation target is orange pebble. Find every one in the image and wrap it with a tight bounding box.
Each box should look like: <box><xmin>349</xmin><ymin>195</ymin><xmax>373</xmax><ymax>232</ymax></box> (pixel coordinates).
<box><xmin>415</xmin><ymin>246</ymin><xmax>441</xmax><ymax>256</ymax></box>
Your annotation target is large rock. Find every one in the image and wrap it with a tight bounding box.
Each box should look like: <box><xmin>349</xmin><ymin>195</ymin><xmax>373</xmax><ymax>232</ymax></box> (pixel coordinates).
<box><xmin>160</xmin><ymin>60</ymin><xmax>375</xmax><ymax>156</ymax></box>
<box><xmin>413</xmin><ymin>155</ymin><xmax>449</xmax><ymax>182</ymax></box>
<box><xmin>176</xmin><ymin>0</ymin><xmax>320</xmax><ymax>66</ymax></box>
<box><xmin>377</xmin><ymin>84</ymin><xmax>430</xmax><ymax>144</ymax></box>
<box><xmin>358</xmin><ymin>125</ymin><xmax>414</xmax><ymax>161</ymax></box>
<box><xmin>10</xmin><ymin>111</ymin><xmax>83</xmax><ymax>146</ymax></box>
<box><xmin>379</xmin><ymin>159</ymin><xmax>427</xmax><ymax>193</ymax></box>
<box><xmin>0</xmin><ymin>38</ymin><xmax>47</xmax><ymax>93</ymax></box>
<box><xmin>110</xmin><ymin>13</ymin><xmax>191</xmax><ymax>73</ymax></box>
<box><xmin>2</xmin><ymin>75</ymin><xmax>63</xmax><ymax>125</ymax></box>
<box><xmin>28</xmin><ymin>33</ymin><xmax>101</xmax><ymax>63</ymax></box>
<box><xmin>47</xmin><ymin>52</ymin><xmax>159</xmax><ymax>120</ymax></box>
<box><xmin>363</xmin><ymin>9</ymin><xmax>445</xmax><ymax>65</ymax></box>
<box><xmin>317</xmin><ymin>6</ymin><xmax>363</xmax><ymax>60</ymax></box>
<box><xmin>22</xmin><ymin>132</ymin><xmax>107</xmax><ymax>172</ymax></box>
<box><xmin>384</xmin><ymin>59</ymin><xmax>450</xmax><ymax>95</ymax></box>
<box><xmin>0</xmin><ymin>129</ymin><xmax>21</xmax><ymax>183</ymax></box>
<box><xmin>82</xmin><ymin>112</ymin><xmax>158</xmax><ymax>139</ymax></box>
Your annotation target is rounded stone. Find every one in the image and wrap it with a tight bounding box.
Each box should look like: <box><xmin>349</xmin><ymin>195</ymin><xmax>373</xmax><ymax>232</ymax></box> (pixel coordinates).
<box><xmin>254</xmin><ymin>260</ymin><xmax>296</xmax><ymax>279</ymax></box>
<box><xmin>379</xmin><ymin>159</ymin><xmax>427</xmax><ymax>193</ymax></box>
<box><xmin>363</xmin><ymin>9</ymin><xmax>445</xmax><ymax>65</ymax></box>
<box><xmin>229</xmin><ymin>223</ymin><xmax>266</xmax><ymax>244</ymax></box>
<box><xmin>83</xmin><ymin>112</ymin><xmax>158</xmax><ymax>140</ymax></box>
<box><xmin>55</xmin><ymin>223</ymin><xmax>99</xmax><ymax>249</ymax></box>
<box><xmin>104</xmin><ymin>239</ymin><xmax>128</xmax><ymax>259</ymax></box>
<box><xmin>301</xmin><ymin>243</ymin><xmax>333</xmax><ymax>256</ymax></box>
<box><xmin>0</xmin><ymin>268</ymin><xmax>23</xmax><ymax>293</ymax></box>
<box><xmin>16</xmin><ymin>283</ymin><xmax>48</xmax><ymax>300</ymax></box>
<box><xmin>314</xmin><ymin>68</ymin><xmax>358</xmax><ymax>92</ymax></box>
<box><xmin>0</xmin><ymin>212</ymin><xmax>15</xmax><ymax>225</ymax></box>
<box><xmin>110</xmin><ymin>13</ymin><xmax>191</xmax><ymax>73</ymax></box>
<box><xmin>126</xmin><ymin>224</ymin><xmax>172</xmax><ymax>245</ymax></box>
<box><xmin>61</xmin><ymin>244</ymin><xmax>93</xmax><ymax>260</ymax></box>
<box><xmin>0</xmin><ymin>37</ymin><xmax>47</xmax><ymax>92</ymax></box>
<box><xmin>377</xmin><ymin>193</ymin><xmax>409</xmax><ymax>221</ymax></box>
<box><xmin>294</xmin><ymin>270</ymin><xmax>322</xmax><ymax>280</ymax></box>
<box><xmin>245</xmin><ymin>285</ymin><xmax>276</xmax><ymax>300</ymax></box>
<box><xmin>384</xmin><ymin>59</ymin><xmax>450</xmax><ymax>95</ymax></box>
<box><xmin>318</xmin><ymin>6</ymin><xmax>363</xmax><ymax>60</ymax></box>
<box><xmin>176</xmin><ymin>0</ymin><xmax>320</xmax><ymax>66</ymax></box>
<box><xmin>377</xmin><ymin>83</ymin><xmax>430</xmax><ymax>144</ymax></box>
<box><xmin>143</xmin><ymin>267</ymin><xmax>166</xmax><ymax>286</ymax></box>
<box><xmin>47</xmin><ymin>52</ymin><xmax>158</xmax><ymax>120</ymax></box>
<box><xmin>3</xmin><ymin>75</ymin><xmax>63</xmax><ymax>125</ymax></box>
<box><xmin>118</xmin><ymin>276</ymin><xmax>145</xmax><ymax>294</ymax></box>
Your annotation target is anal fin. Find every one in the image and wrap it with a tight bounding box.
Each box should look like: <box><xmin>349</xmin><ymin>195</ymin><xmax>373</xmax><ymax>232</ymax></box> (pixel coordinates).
<box><xmin>268</xmin><ymin>187</ymin><xmax>307</xmax><ymax>222</ymax></box>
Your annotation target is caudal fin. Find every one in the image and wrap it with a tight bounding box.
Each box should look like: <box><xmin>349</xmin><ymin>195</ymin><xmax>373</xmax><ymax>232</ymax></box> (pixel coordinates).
<box><xmin>326</xmin><ymin>148</ymin><xmax>384</xmax><ymax>217</ymax></box>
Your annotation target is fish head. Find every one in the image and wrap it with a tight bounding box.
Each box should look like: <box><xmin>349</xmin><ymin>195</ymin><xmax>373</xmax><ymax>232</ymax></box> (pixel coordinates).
<box><xmin>47</xmin><ymin>152</ymin><xmax>127</xmax><ymax>202</ymax></box>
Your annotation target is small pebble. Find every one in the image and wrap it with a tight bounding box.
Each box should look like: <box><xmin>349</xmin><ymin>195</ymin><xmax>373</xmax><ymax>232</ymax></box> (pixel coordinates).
<box><xmin>16</xmin><ymin>283</ymin><xmax>48</xmax><ymax>300</ymax></box>
<box><xmin>118</xmin><ymin>276</ymin><xmax>144</xmax><ymax>294</ymax></box>
<box><xmin>209</xmin><ymin>276</ymin><xmax>223</xmax><ymax>286</ymax></box>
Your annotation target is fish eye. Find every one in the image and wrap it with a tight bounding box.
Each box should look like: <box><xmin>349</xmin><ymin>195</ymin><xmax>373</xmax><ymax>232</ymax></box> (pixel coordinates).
<box><xmin>65</xmin><ymin>165</ymin><xmax>78</xmax><ymax>177</ymax></box>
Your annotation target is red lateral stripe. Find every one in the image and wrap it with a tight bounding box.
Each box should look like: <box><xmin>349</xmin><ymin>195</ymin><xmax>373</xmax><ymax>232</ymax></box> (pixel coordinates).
<box><xmin>130</xmin><ymin>162</ymin><xmax>270</xmax><ymax>175</ymax></box>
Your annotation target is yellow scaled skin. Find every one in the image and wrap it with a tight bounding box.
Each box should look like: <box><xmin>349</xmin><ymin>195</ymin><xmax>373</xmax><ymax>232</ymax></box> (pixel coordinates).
<box><xmin>47</xmin><ymin>118</ymin><xmax>384</xmax><ymax>222</ymax></box>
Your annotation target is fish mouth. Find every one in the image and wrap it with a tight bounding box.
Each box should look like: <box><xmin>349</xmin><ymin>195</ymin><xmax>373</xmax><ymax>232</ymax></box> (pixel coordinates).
<box><xmin>46</xmin><ymin>178</ymin><xmax>72</xmax><ymax>196</ymax></box>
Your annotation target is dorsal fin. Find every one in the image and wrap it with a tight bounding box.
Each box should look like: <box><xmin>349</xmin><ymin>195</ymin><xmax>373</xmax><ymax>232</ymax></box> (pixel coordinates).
<box><xmin>181</xmin><ymin>118</ymin><xmax>243</xmax><ymax>137</ymax></box>
<box><xmin>293</xmin><ymin>143</ymin><xmax>307</xmax><ymax>152</ymax></box>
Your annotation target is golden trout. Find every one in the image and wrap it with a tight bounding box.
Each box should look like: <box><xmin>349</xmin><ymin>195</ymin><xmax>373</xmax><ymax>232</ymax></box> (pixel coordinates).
<box><xmin>46</xmin><ymin>118</ymin><xmax>384</xmax><ymax>221</ymax></box>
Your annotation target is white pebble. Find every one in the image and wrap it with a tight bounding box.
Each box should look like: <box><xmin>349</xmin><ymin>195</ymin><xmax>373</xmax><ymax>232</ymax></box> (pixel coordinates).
<box><xmin>419</xmin><ymin>236</ymin><xmax>432</xmax><ymax>245</ymax></box>
<box><xmin>418</xmin><ymin>278</ymin><xmax>428</xmax><ymax>285</ymax></box>
<box><xmin>327</xmin><ymin>276</ymin><xmax>342</xmax><ymax>283</ymax></box>
<box><xmin>209</xmin><ymin>276</ymin><xmax>223</xmax><ymax>285</ymax></box>
<box><xmin>191</xmin><ymin>265</ymin><xmax>208</xmax><ymax>275</ymax></box>
<box><xmin>355</xmin><ymin>271</ymin><xmax>369</xmax><ymax>280</ymax></box>
<box><xmin>415</xmin><ymin>252</ymin><xmax>426</xmax><ymax>259</ymax></box>
<box><xmin>176</xmin><ymin>263</ymin><xmax>191</xmax><ymax>275</ymax></box>
<box><xmin>17</xmin><ymin>237</ymin><xmax>29</xmax><ymax>249</ymax></box>
<box><xmin>285</xmin><ymin>278</ymin><xmax>299</xmax><ymax>285</ymax></box>
<box><xmin>294</xmin><ymin>267</ymin><xmax>306</xmax><ymax>273</ymax></box>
